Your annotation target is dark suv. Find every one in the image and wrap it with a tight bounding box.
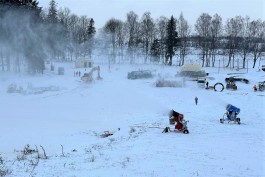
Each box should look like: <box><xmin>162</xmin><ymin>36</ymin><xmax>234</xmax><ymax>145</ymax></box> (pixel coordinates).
<box><xmin>127</xmin><ymin>70</ymin><xmax>153</xmax><ymax>80</ymax></box>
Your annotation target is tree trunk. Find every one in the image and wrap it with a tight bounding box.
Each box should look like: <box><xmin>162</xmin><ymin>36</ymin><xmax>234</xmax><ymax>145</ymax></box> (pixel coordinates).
<box><xmin>7</xmin><ymin>53</ymin><xmax>10</xmax><ymax>71</ymax></box>
<box><xmin>1</xmin><ymin>51</ymin><xmax>4</xmax><ymax>71</ymax></box>
<box><xmin>242</xmin><ymin>50</ymin><xmax>247</xmax><ymax>69</ymax></box>
<box><xmin>232</xmin><ymin>54</ymin><xmax>235</xmax><ymax>68</ymax></box>
<box><xmin>168</xmin><ymin>56</ymin><xmax>172</xmax><ymax>66</ymax></box>
<box><xmin>211</xmin><ymin>51</ymin><xmax>216</xmax><ymax>67</ymax></box>
<box><xmin>16</xmin><ymin>52</ymin><xmax>20</xmax><ymax>73</ymax></box>
<box><xmin>226</xmin><ymin>48</ymin><xmax>233</xmax><ymax>68</ymax></box>
<box><xmin>201</xmin><ymin>51</ymin><xmax>205</xmax><ymax>67</ymax></box>
<box><xmin>253</xmin><ymin>53</ymin><xmax>257</xmax><ymax>68</ymax></box>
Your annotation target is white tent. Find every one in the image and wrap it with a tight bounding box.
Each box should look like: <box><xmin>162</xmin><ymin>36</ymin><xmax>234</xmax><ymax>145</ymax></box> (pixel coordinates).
<box><xmin>181</xmin><ymin>63</ymin><xmax>202</xmax><ymax>72</ymax></box>
<box><xmin>179</xmin><ymin>63</ymin><xmax>206</xmax><ymax>77</ymax></box>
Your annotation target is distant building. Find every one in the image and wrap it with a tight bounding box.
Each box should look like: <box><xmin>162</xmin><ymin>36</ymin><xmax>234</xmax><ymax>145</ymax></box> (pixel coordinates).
<box><xmin>179</xmin><ymin>63</ymin><xmax>206</xmax><ymax>79</ymax></box>
<box><xmin>75</xmin><ymin>57</ymin><xmax>93</xmax><ymax>68</ymax></box>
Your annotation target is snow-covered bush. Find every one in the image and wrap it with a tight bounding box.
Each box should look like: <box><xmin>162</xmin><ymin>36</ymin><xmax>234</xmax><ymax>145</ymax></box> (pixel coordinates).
<box><xmin>0</xmin><ymin>155</ymin><xmax>12</xmax><ymax>177</ymax></box>
<box><xmin>156</xmin><ymin>79</ymin><xmax>183</xmax><ymax>87</ymax></box>
<box><xmin>7</xmin><ymin>83</ymin><xmax>23</xmax><ymax>93</ymax></box>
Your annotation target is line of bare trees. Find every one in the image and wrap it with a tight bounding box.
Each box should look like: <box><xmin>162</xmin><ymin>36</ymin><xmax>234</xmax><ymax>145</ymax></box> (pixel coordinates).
<box><xmin>100</xmin><ymin>11</ymin><xmax>264</xmax><ymax>69</ymax></box>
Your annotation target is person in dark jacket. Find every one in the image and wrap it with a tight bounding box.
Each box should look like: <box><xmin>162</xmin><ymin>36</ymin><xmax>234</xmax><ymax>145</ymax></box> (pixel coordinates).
<box><xmin>195</xmin><ymin>96</ymin><xmax>198</xmax><ymax>105</ymax></box>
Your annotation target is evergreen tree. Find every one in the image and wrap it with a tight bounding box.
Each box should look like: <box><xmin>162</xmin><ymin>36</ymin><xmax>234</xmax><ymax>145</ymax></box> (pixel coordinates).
<box><xmin>165</xmin><ymin>15</ymin><xmax>179</xmax><ymax>65</ymax></box>
<box><xmin>86</xmin><ymin>18</ymin><xmax>96</xmax><ymax>57</ymax></box>
<box><xmin>21</xmin><ymin>0</ymin><xmax>39</xmax><ymax>7</ymax></box>
<box><xmin>0</xmin><ymin>0</ymin><xmax>39</xmax><ymax>8</ymax></box>
<box><xmin>47</xmin><ymin>0</ymin><xmax>58</xmax><ymax>23</ymax></box>
<box><xmin>87</xmin><ymin>18</ymin><xmax>96</xmax><ymax>38</ymax></box>
<box><xmin>14</xmin><ymin>0</ymin><xmax>37</xmax><ymax>6</ymax></box>
<box><xmin>150</xmin><ymin>39</ymin><xmax>161</xmax><ymax>62</ymax></box>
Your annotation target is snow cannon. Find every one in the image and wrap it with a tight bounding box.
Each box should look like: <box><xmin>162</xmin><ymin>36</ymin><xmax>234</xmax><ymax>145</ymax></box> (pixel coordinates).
<box><xmin>164</xmin><ymin>110</ymin><xmax>189</xmax><ymax>134</ymax></box>
<box><xmin>226</xmin><ymin>104</ymin><xmax>240</xmax><ymax>115</ymax></box>
<box><xmin>220</xmin><ymin>104</ymin><xmax>241</xmax><ymax>124</ymax></box>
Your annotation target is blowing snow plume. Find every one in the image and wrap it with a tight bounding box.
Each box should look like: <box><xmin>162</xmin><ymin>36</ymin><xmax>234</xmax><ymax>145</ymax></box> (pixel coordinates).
<box><xmin>203</xmin><ymin>88</ymin><xmax>230</xmax><ymax>107</ymax></box>
<box><xmin>0</xmin><ymin>4</ymin><xmax>65</xmax><ymax>74</ymax></box>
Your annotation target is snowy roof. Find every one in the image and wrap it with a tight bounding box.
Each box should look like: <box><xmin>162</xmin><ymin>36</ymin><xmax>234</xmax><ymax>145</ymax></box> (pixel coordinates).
<box><xmin>181</xmin><ymin>63</ymin><xmax>202</xmax><ymax>72</ymax></box>
<box><xmin>75</xmin><ymin>57</ymin><xmax>93</xmax><ymax>62</ymax></box>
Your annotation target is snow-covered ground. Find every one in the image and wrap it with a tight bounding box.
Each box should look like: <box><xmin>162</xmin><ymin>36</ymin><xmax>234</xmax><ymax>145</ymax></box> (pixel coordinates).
<box><xmin>0</xmin><ymin>61</ymin><xmax>264</xmax><ymax>177</ymax></box>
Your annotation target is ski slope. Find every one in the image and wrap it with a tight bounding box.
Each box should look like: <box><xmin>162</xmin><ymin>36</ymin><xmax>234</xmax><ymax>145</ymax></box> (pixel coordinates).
<box><xmin>0</xmin><ymin>62</ymin><xmax>264</xmax><ymax>177</ymax></box>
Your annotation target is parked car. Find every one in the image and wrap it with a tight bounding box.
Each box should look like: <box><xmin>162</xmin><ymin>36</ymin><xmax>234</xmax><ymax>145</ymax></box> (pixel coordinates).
<box><xmin>127</xmin><ymin>70</ymin><xmax>153</xmax><ymax>80</ymax></box>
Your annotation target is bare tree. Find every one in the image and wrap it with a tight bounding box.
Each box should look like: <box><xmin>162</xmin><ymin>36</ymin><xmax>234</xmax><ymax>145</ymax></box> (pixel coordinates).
<box><xmin>225</xmin><ymin>16</ymin><xmax>244</xmax><ymax>68</ymax></box>
<box><xmin>103</xmin><ymin>18</ymin><xmax>123</xmax><ymax>63</ymax></box>
<box><xmin>67</xmin><ymin>14</ymin><xmax>79</xmax><ymax>59</ymax></box>
<box><xmin>58</xmin><ymin>7</ymin><xmax>71</xmax><ymax>23</ymax></box>
<box><xmin>209</xmin><ymin>14</ymin><xmax>222</xmax><ymax>67</ymax></box>
<box><xmin>116</xmin><ymin>21</ymin><xmax>126</xmax><ymax>63</ymax></box>
<box><xmin>238</xmin><ymin>16</ymin><xmax>251</xmax><ymax>69</ymax></box>
<box><xmin>248</xmin><ymin>19</ymin><xmax>264</xmax><ymax>68</ymax></box>
<box><xmin>177</xmin><ymin>12</ymin><xmax>191</xmax><ymax>66</ymax></box>
<box><xmin>62</xmin><ymin>14</ymin><xmax>94</xmax><ymax>58</ymax></box>
<box><xmin>156</xmin><ymin>16</ymin><xmax>168</xmax><ymax>63</ymax></box>
<box><xmin>195</xmin><ymin>13</ymin><xmax>212</xmax><ymax>67</ymax></box>
<box><xmin>140</xmin><ymin>12</ymin><xmax>155</xmax><ymax>63</ymax></box>
<box><xmin>125</xmin><ymin>11</ymin><xmax>139</xmax><ymax>64</ymax></box>
<box><xmin>57</xmin><ymin>7</ymin><xmax>73</xmax><ymax>60</ymax></box>
<box><xmin>78</xmin><ymin>16</ymin><xmax>90</xmax><ymax>43</ymax></box>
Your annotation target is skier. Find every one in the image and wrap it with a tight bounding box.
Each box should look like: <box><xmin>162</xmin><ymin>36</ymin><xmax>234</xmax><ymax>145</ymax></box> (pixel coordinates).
<box><xmin>195</xmin><ymin>96</ymin><xmax>198</xmax><ymax>105</ymax></box>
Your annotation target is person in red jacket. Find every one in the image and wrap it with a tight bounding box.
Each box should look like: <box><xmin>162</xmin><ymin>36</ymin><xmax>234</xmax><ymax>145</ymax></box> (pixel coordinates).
<box><xmin>253</xmin><ymin>85</ymin><xmax>257</xmax><ymax>92</ymax></box>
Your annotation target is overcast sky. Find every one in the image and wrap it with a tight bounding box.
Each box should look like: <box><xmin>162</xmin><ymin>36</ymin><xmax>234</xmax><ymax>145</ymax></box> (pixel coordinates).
<box><xmin>39</xmin><ymin>0</ymin><xmax>265</xmax><ymax>29</ymax></box>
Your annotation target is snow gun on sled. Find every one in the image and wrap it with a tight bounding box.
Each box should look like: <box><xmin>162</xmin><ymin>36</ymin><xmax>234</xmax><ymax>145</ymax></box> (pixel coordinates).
<box><xmin>220</xmin><ymin>104</ymin><xmax>241</xmax><ymax>124</ymax></box>
<box><xmin>163</xmin><ymin>110</ymin><xmax>189</xmax><ymax>134</ymax></box>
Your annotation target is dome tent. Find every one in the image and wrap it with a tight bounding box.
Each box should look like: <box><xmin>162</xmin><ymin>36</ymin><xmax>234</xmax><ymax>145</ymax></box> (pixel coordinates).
<box><xmin>179</xmin><ymin>63</ymin><xmax>206</xmax><ymax>77</ymax></box>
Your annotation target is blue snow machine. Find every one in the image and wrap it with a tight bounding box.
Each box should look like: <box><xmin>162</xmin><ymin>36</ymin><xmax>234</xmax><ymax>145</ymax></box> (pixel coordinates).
<box><xmin>220</xmin><ymin>104</ymin><xmax>241</xmax><ymax>124</ymax></box>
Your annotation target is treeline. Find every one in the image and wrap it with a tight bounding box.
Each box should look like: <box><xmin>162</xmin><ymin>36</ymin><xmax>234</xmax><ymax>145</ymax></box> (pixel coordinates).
<box><xmin>101</xmin><ymin>12</ymin><xmax>265</xmax><ymax>69</ymax></box>
<box><xmin>0</xmin><ymin>0</ymin><xmax>264</xmax><ymax>74</ymax></box>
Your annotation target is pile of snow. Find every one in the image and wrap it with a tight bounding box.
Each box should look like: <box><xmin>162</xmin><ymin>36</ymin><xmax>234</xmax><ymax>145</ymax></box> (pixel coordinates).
<box><xmin>7</xmin><ymin>83</ymin><xmax>60</xmax><ymax>95</ymax></box>
<box><xmin>155</xmin><ymin>79</ymin><xmax>184</xmax><ymax>87</ymax></box>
